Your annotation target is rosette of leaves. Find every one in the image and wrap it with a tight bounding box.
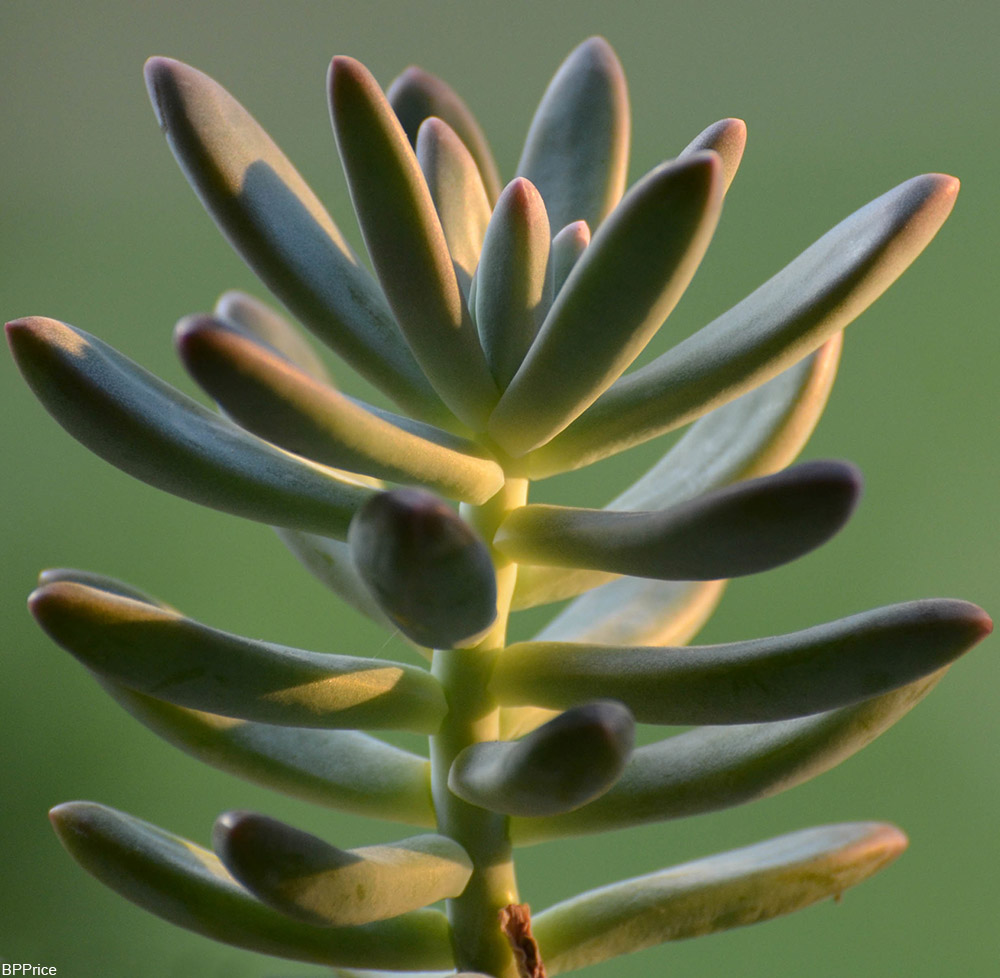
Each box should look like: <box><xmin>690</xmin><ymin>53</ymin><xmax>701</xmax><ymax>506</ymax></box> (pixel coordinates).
<box><xmin>7</xmin><ymin>36</ymin><xmax>992</xmax><ymax>978</ymax></box>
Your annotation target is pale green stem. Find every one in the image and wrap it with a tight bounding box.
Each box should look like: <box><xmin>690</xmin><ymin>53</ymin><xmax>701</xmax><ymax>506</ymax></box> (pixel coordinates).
<box><xmin>431</xmin><ymin>478</ymin><xmax>528</xmax><ymax>977</ymax></box>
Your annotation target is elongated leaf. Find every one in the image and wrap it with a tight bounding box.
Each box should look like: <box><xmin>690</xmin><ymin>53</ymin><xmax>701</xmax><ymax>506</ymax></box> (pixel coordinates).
<box><xmin>530</xmin><ymin>173</ymin><xmax>959</xmax><ymax>475</ymax></box>
<box><xmin>176</xmin><ymin>317</ymin><xmax>504</xmax><ymax>504</ymax></box>
<box><xmin>496</xmin><ymin>460</ymin><xmax>861</xmax><ymax>580</ymax></box>
<box><xmin>273</xmin><ymin>529</ymin><xmax>398</xmax><ymax>629</ymax></box>
<box><xmin>476</xmin><ymin>178</ymin><xmax>553</xmax><ymax>389</ymax></box>
<box><xmin>533</xmin><ymin>822</ymin><xmax>906</xmax><ymax>973</ymax></box>
<box><xmin>143</xmin><ymin>58</ymin><xmax>450</xmax><ymax>426</ymax></box>
<box><xmin>49</xmin><ymin>802</ymin><xmax>452</xmax><ymax>969</ymax></box>
<box><xmin>30</xmin><ymin>581</ymin><xmax>446</xmax><ymax>733</ymax></box>
<box><xmin>329</xmin><ymin>57</ymin><xmax>498</xmax><ymax>430</ymax></box>
<box><xmin>550</xmin><ymin>220</ymin><xmax>590</xmax><ymax>297</ymax></box>
<box><xmin>213</xmin><ymin>290</ymin><xmax>331</xmax><ymax>383</ymax></box>
<box><xmin>678</xmin><ymin>118</ymin><xmax>747</xmax><ymax>192</ymax></box>
<box><xmin>37</xmin><ymin>568</ymin><xmax>175</xmax><ymax>610</ymax></box>
<box><xmin>6</xmin><ymin>318</ymin><xmax>373</xmax><ymax>539</ymax></box>
<box><xmin>533</xmin><ymin>578</ymin><xmax>727</xmax><ymax>645</ymax></box>
<box><xmin>512</xmin><ymin>673</ymin><xmax>943</xmax><ymax>844</ymax></box>
<box><xmin>511</xmin><ymin>335</ymin><xmax>840</xmax><ymax>610</ymax></box>
<box><xmin>349</xmin><ymin>489</ymin><xmax>497</xmax><ymax>650</ymax></box>
<box><xmin>516</xmin><ymin>36</ymin><xmax>630</xmax><ymax>234</ymax></box>
<box><xmin>103</xmin><ymin>683</ymin><xmax>434</xmax><ymax>826</ymax></box>
<box><xmin>489</xmin><ymin>153</ymin><xmax>724</xmax><ymax>456</ymax></box>
<box><xmin>449</xmin><ymin>702</ymin><xmax>634</xmax><ymax>816</ymax></box>
<box><xmin>416</xmin><ymin>117</ymin><xmax>492</xmax><ymax>299</ymax></box>
<box><xmin>494</xmin><ymin>600</ymin><xmax>991</xmax><ymax>724</ymax></box>
<box><xmin>214</xmin><ymin>812</ymin><xmax>472</xmax><ymax>926</ymax></box>
<box><xmin>387</xmin><ymin>65</ymin><xmax>501</xmax><ymax>203</ymax></box>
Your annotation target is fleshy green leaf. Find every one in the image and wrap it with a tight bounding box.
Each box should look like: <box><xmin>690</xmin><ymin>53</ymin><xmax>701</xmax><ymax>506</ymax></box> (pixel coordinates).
<box><xmin>387</xmin><ymin>65</ymin><xmax>501</xmax><ymax>204</ymax></box>
<box><xmin>512</xmin><ymin>673</ymin><xmax>944</xmax><ymax>844</ymax></box>
<box><xmin>678</xmin><ymin>118</ymin><xmax>747</xmax><ymax>192</ymax></box>
<box><xmin>143</xmin><ymin>57</ymin><xmax>450</xmax><ymax>426</ymax></box>
<box><xmin>49</xmin><ymin>802</ymin><xmax>452</xmax><ymax>969</ymax></box>
<box><xmin>516</xmin><ymin>36</ymin><xmax>630</xmax><ymax>234</ymax></box>
<box><xmin>533</xmin><ymin>822</ymin><xmax>907</xmax><ymax>973</ymax></box>
<box><xmin>530</xmin><ymin>173</ymin><xmax>960</xmax><ymax>476</ymax></box>
<box><xmin>476</xmin><ymin>178</ymin><xmax>553</xmax><ymax>389</ymax></box>
<box><xmin>176</xmin><ymin>316</ymin><xmax>504</xmax><ymax>504</ymax></box>
<box><xmin>6</xmin><ymin>318</ymin><xmax>373</xmax><ymax>539</ymax></box>
<box><xmin>496</xmin><ymin>460</ymin><xmax>861</xmax><ymax>580</ymax></box>
<box><xmin>494</xmin><ymin>600</ymin><xmax>992</xmax><ymax>724</ymax></box>
<box><xmin>214</xmin><ymin>812</ymin><xmax>472</xmax><ymax>926</ymax></box>
<box><xmin>448</xmin><ymin>702</ymin><xmax>634</xmax><ymax>816</ymax></box>
<box><xmin>532</xmin><ymin>578</ymin><xmax>727</xmax><ymax>646</ymax></box>
<box><xmin>510</xmin><ymin>335</ymin><xmax>840</xmax><ymax>610</ymax></box>
<box><xmin>102</xmin><ymin>683</ymin><xmax>435</xmax><ymax>826</ymax></box>
<box><xmin>550</xmin><ymin>220</ymin><xmax>590</xmax><ymax>297</ymax></box>
<box><xmin>213</xmin><ymin>290</ymin><xmax>331</xmax><ymax>383</ymax></box>
<box><xmin>489</xmin><ymin>153</ymin><xmax>724</xmax><ymax>457</ymax></box>
<box><xmin>30</xmin><ymin>581</ymin><xmax>446</xmax><ymax>733</ymax></box>
<box><xmin>328</xmin><ymin>56</ymin><xmax>498</xmax><ymax>430</ymax></box>
<box><xmin>416</xmin><ymin>117</ymin><xmax>492</xmax><ymax>300</ymax></box>
<box><xmin>348</xmin><ymin>489</ymin><xmax>497</xmax><ymax>650</ymax></box>
<box><xmin>37</xmin><ymin>568</ymin><xmax>175</xmax><ymax>610</ymax></box>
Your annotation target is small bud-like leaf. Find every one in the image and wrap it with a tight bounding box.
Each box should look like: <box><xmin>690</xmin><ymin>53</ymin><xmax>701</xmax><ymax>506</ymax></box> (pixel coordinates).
<box><xmin>533</xmin><ymin>822</ymin><xmax>907</xmax><ymax>973</ymax></box>
<box><xmin>550</xmin><ymin>220</ymin><xmax>591</xmax><ymax>297</ymax></box>
<box><xmin>30</xmin><ymin>581</ymin><xmax>446</xmax><ymax>733</ymax></box>
<box><xmin>49</xmin><ymin>802</ymin><xmax>452</xmax><ymax>969</ymax></box>
<box><xmin>489</xmin><ymin>153</ymin><xmax>724</xmax><ymax>456</ymax></box>
<box><xmin>531</xmin><ymin>174</ymin><xmax>959</xmax><ymax>475</ymax></box>
<box><xmin>214</xmin><ymin>812</ymin><xmax>472</xmax><ymax>926</ymax></box>
<box><xmin>449</xmin><ymin>702</ymin><xmax>634</xmax><ymax>816</ymax></box>
<box><xmin>176</xmin><ymin>316</ymin><xmax>504</xmax><ymax>504</ymax></box>
<box><xmin>517</xmin><ymin>36</ymin><xmax>630</xmax><ymax>234</ymax></box>
<box><xmin>476</xmin><ymin>178</ymin><xmax>553</xmax><ymax>389</ymax></box>
<box><xmin>143</xmin><ymin>57</ymin><xmax>449</xmax><ymax>425</ymax></box>
<box><xmin>494</xmin><ymin>600</ymin><xmax>992</xmax><ymax>724</ymax></box>
<box><xmin>387</xmin><ymin>65</ymin><xmax>501</xmax><ymax>203</ymax></box>
<box><xmin>678</xmin><ymin>118</ymin><xmax>747</xmax><ymax>192</ymax></box>
<box><xmin>496</xmin><ymin>460</ymin><xmax>862</xmax><ymax>580</ymax></box>
<box><xmin>6</xmin><ymin>318</ymin><xmax>373</xmax><ymax>538</ymax></box>
<box><xmin>349</xmin><ymin>489</ymin><xmax>497</xmax><ymax>649</ymax></box>
<box><xmin>329</xmin><ymin>56</ymin><xmax>498</xmax><ymax>430</ymax></box>
<box><xmin>416</xmin><ymin>117</ymin><xmax>492</xmax><ymax>300</ymax></box>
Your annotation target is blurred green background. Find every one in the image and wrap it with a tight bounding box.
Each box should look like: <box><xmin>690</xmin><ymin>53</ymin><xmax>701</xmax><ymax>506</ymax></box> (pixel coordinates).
<box><xmin>2</xmin><ymin>1</ymin><xmax>998</xmax><ymax>975</ymax></box>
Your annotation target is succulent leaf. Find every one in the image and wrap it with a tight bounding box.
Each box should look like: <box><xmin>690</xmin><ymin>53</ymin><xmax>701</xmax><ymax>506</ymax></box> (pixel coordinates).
<box><xmin>5</xmin><ymin>318</ymin><xmax>374</xmax><ymax>538</ymax></box>
<box><xmin>512</xmin><ymin>673</ymin><xmax>944</xmax><ymax>843</ymax></box>
<box><xmin>516</xmin><ymin>36</ymin><xmax>630</xmax><ymax>234</ymax></box>
<box><xmin>349</xmin><ymin>489</ymin><xmax>498</xmax><ymax>649</ymax></box>
<box><xmin>496</xmin><ymin>460</ymin><xmax>862</xmax><ymax>580</ymax></box>
<box><xmin>550</xmin><ymin>220</ymin><xmax>591</xmax><ymax>296</ymax></box>
<box><xmin>533</xmin><ymin>822</ymin><xmax>907</xmax><ymax>973</ymax></box>
<box><xmin>214</xmin><ymin>812</ymin><xmax>472</xmax><ymax>926</ymax></box>
<box><xmin>175</xmin><ymin>316</ymin><xmax>504</xmax><ymax>504</ymax></box>
<box><xmin>416</xmin><ymin>117</ymin><xmax>493</xmax><ymax>300</ymax></box>
<box><xmin>494</xmin><ymin>600</ymin><xmax>992</xmax><ymax>724</ymax></box>
<box><xmin>49</xmin><ymin>802</ymin><xmax>453</xmax><ymax>969</ymax></box>
<box><xmin>448</xmin><ymin>702</ymin><xmax>635</xmax><ymax>816</ymax></box>
<box><xmin>678</xmin><ymin>118</ymin><xmax>748</xmax><ymax>192</ymax></box>
<box><xmin>29</xmin><ymin>581</ymin><xmax>447</xmax><ymax>733</ymax></box>
<box><xmin>142</xmin><ymin>58</ymin><xmax>451</xmax><ymax>426</ymax></box>
<box><xmin>530</xmin><ymin>173</ymin><xmax>960</xmax><ymax>475</ymax></box>
<box><xmin>475</xmin><ymin>178</ymin><xmax>553</xmax><ymax>389</ymax></box>
<box><xmin>387</xmin><ymin>65</ymin><xmax>502</xmax><ymax>204</ymax></box>
<box><xmin>102</xmin><ymin>682</ymin><xmax>434</xmax><ymax>826</ymax></box>
<box><xmin>511</xmin><ymin>338</ymin><xmax>841</xmax><ymax>608</ymax></box>
<box><xmin>36</xmin><ymin>568</ymin><xmax>175</xmax><ymax>610</ymax></box>
<box><xmin>488</xmin><ymin>152</ymin><xmax>725</xmax><ymax>456</ymax></box>
<box><xmin>328</xmin><ymin>56</ymin><xmax>498</xmax><ymax>430</ymax></box>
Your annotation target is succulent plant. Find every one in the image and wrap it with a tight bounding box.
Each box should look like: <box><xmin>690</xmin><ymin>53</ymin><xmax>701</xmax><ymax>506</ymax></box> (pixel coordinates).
<box><xmin>6</xmin><ymin>35</ymin><xmax>992</xmax><ymax>978</ymax></box>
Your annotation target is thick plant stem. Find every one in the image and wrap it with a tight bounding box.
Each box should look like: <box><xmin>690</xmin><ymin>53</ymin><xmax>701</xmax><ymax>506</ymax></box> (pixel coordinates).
<box><xmin>431</xmin><ymin>479</ymin><xmax>527</xmax><ymax>977</ymax></box>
